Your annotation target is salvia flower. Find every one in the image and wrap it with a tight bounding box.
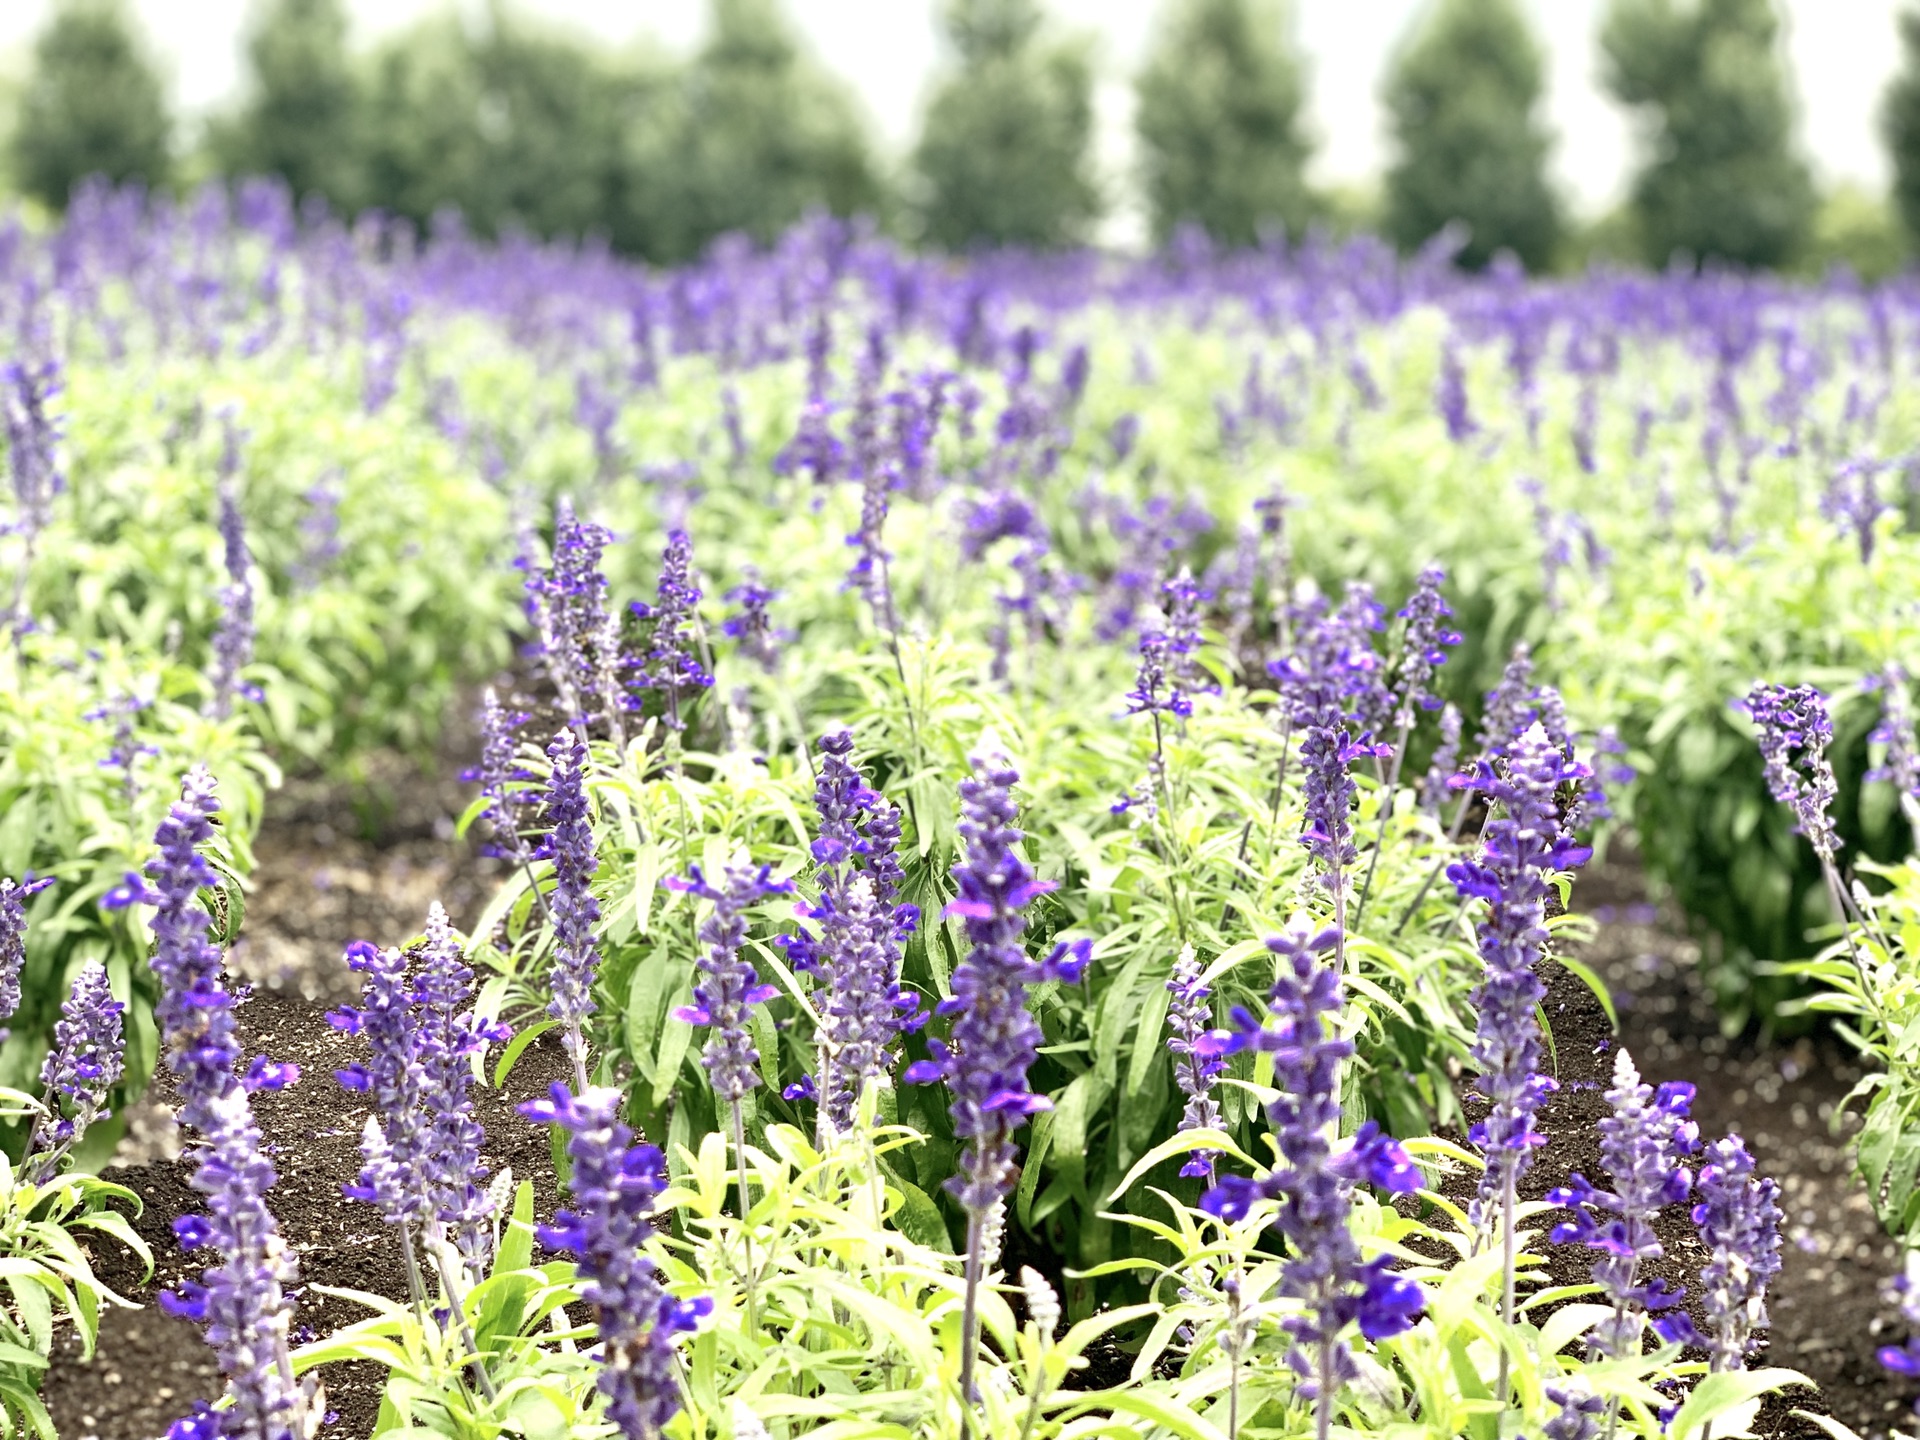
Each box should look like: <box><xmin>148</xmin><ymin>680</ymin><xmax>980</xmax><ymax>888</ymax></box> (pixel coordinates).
<box><xmin>903</xmin><ymin>755</ymin><xmax>1088</xmax><ymax>1216</ymax></box>
<box><xmin>1125</xmin><ymin>627</ymin><xmax>1191</xmax><ymax>721</ymax></box>
<box><xmin>721</xmin><ymin>573</ymin><xmax>782</xmax><ymax>675</ymax></box>
<box><xmin>416</xmin><ymin>903</ymin><xmax>511</xmax><ymax>1274</ymax></box>
<box><xmin>540</xmin><ymin>730</ymin><xmax>601</xmax><ymax>1078</ymax></box>
<box><xmin>0</xmin><ymin>873</ymin><xmax>52</xmax><ymax>1027</ymax></box>
<box><xmin>523</xmin><ymin>499</ymin><xmax>616</xmax><ymax>726</ymax></box>
<box><xmin>1391</xmin><ymin>566</ymin><xmax>1461</xmax><ymax>722</ymax></box>
<box><xmin>122</xmin><ymin>771</ymin><xmax>312</xmax><ymax>1440</ymax></box>
<box><xmin>465</xmin><ymin>688</ymin><xmax>534</xmax><ymax>865</ymax></box>
<box><xmin>1868</xmin><ymin>665</ymin><xmax>1920</xmax><ymax>841</ymax></box>
<box><xmin>1549</xmin><ymin>1048</ymin><xmax>1699</xmax><ymax>1358</ymax></box>
<box><xmin>1683</xmin><ymin>1134</ymin><xmax>1783</xmax><ymax>1371</ymax></box>
<box><xmin>1743</xmin><ymin>683</ymin><xmax>1840</xmax><ymax>864</ymax></box>
<box><xmin>29</xmin><ymin>961</ymin><xmax>125</xmax><ymax>1176</ymax></box>
<box><xmin>630</xmin><ymin>531</ymin><xmax>713</xmax><ymax>731</ymax></box>
<box><xmin>1419</xmin><ymin>703</ymin><xmax>1462</xmax><ymax>815</ymax></box>
<box><xmin>205</xmin><ymin>465</ymin><xmax>262</xmax><ymax>720</ymax></box>
<box><xmin>332</xmin><ymin>939</ymin><xmax>427</xmax><ymax>1223</ymax></box>
<box><xmin>1164</xmin><ymin>945</ymin><xmax>1229</xmax><ymax>1180</ymax></box>
<box><xmin>670</xmin><ymin>864</ymin><xmax>792</xmax><ymax>1104</ymax></box>
<box><xmin>520</xmin><ymin>1084</ymin><xmax>710</xmax><ymax>1440</ymax></box>
<box><xmin>1879</xmin><ymin>1274</ymin><xmax>1920</xmax><ymax>1395</ymax></box>
<box><xmin>1435</xmin><ymin>342</ymin><xmax>1476</xmax><ymax>443</ymax></box>
<box><xmin>1161</xmin><ymin>566</ymin><xmax>1216</xmax><ymax>702</ymax></box>
<box><xmin>784</xmin><ymin>731</ymin><xmax>921</xmax><ymax>1132</ymax></box>
<box><xmin>1477</xmin><ymin>644</ymin><xmax>1539</xmax><ymax>758</ymax></box>
<box><xmin>1200</xmin><ymin>924</ymin><xmax>1424</xmax><ymax>1400</ymax></box>
<box><xmin>1544</xmin><ymin>1386</ymin><xmax>1607</xmax><ymax>1440</ymax></box>
<box><xmin>1449</xmin><ymin>721</ymin><xmax>1592</xmax><ymax>1230</ymax></box>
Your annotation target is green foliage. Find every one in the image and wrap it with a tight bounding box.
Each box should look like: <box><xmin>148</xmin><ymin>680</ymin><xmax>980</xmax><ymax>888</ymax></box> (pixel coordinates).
<box><xmin>8</xmin><ymin>0</ymin><xmax>170</xmax><ymax>210</ymax></box>
<box><xmin>657</xmin><ymin>0</ymin><xmax>884</xmax><ymax>261</ymax></box>
<box><xmin>203</xmin><ymin>0</ymin><xmax>363</xmax><ymax>213</ymax></box>
<box><xmin>1599</xmin><ymin>0</ymin><xmax>1816</xmax><ymax>269</ymax></box>
<box><xmin>1381</xmin><ymin>0</ymin><xmax>1561</xmax><ymax>271</ymax></box>
<box><xmin>913</xmin><ymin>0</ymin><xmax>1101</xmax><ymax>251</ymax></box>
<box><xmin>1798</xmin><ymin>184</ymin><xmax>1910</xmax><ymax>283</ymax></box>
<box><xmin>1134</xmin><ymin>0</ymin><xmax>1315</xmax><ymax>249</ymax></box>
<box><xmin>1887</xmin><ymin>6</ymin><xmax>1920</xmax><ymax>254</ymax></box>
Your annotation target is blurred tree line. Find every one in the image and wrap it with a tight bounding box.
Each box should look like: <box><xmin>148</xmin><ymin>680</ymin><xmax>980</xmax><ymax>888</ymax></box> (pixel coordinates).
<box><xmin>6</xmin><ymin>0</ymin><xmax>1920</xmax><ymax>275</ymax></box>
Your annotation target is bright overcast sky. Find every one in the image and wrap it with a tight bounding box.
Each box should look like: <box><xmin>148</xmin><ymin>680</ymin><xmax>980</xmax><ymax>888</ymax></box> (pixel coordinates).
<box><xmin>0</xmin><ymin>0</ymin><xmax>1903</xmax><ymax>225</ymax></box>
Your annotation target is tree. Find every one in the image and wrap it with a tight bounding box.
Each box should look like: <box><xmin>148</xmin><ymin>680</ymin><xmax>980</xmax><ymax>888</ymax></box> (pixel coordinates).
<box><xmin>661</xmin><ymin>0</ymin><xmax>883</xmax><ymax>261</ymax></box>
<box><xmin>1134</xmin><ymin>0</ymin><xmax>1314</xmax><ymax>249</ymax></box>
<box><xmin>357</xmin><ymin>11</ymin><xmax>643</xmax><ymax>245</ymax></box>
<box><xmin>1599</xmin><ymin>0</ymin><xmax>1815</xmax><ymax>269</ymax></box>
<box><xmin>1381</xmin><ymin>0</ymin><xmax>1560</xmax><ymax>271</ymax></box>
<box><xmin>913</xmin><ymin>0</ymin><xmax>1101</xmax><ymax>251</ymax></box>
<box><xmin>204</xmin><ymin>0</ymin><xmax>361</xmax><ymax>211</ymax></box>
<box><xmin>9</xmin><ymin>0</ymin><xmax>170</xmax><ymax>209</ymax></box>
<box><xmin>1882</xmin><ymin>6</ymin><xmax>1920</xmax><ymax>251</ymax></box>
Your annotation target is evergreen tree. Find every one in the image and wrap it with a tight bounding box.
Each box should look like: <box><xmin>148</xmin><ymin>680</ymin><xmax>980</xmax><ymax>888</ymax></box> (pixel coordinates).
<box><xmin>913</xmin><ymin>0</ymin><xmax>1101</xmax><ymax>251</ymax></box>
<box><xmin>1381</xmin><ymin>0</ymin><xmax>1560</xmax><ymax>271</ymax></box>
<box><xmin>662</xmin><ymin>0</ymin><xmax>882</xmax><ymax>261</ymax></box>
<box><xmin>1883</xmin><ymin>5</ymin><xmax>1920</xmax><ymax>250</ymax></box>
<box><xmin>1134</xmin><ymin>0</ymin><xmax>1313</xmax><ymax>248</ymax></box>
<box><xmin>206</xmin><ymin>0</ymin><xmax>362</xmax><ymax>212</ymax></box>
<box><xmin>10</xmin><ymin>0</ymin><xmax>170</xmax><ymax>209</ymax></box>
<box><xmin>1599</xmin><ymin>0</ymin><xmax>1815</xmax><ymax>269</ymax></box>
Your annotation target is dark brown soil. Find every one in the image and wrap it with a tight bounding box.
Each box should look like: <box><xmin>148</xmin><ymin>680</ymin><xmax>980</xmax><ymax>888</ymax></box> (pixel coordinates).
<box><xmin>41</xmin><ymin>741</ymin><xmax>555</xmax><ymax>1440</ymax></box>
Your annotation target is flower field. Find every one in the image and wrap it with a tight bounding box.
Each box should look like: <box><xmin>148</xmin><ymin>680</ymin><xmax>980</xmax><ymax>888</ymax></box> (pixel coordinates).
<box><xmin>8</xmin><ymin>184</ymin><xmax>1920</xmax><ymax>1439</ymax></box>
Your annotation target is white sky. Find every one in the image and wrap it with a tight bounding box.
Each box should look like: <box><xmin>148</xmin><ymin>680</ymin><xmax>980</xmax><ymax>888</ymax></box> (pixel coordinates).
<box><xmin>0</xmin><ymin>0</ymin><xmax>1902</xmax><ymax>225</ymax></box>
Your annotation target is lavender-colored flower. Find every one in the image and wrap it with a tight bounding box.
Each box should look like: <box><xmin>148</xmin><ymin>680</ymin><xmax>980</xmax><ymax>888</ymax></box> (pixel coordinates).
<box><xmin>1435</xmin><ymin>342</ymin><xmax>1476</xmax><ymax>443</ymax></box>
<box><xmin>1879</xmin><ymin>1274</ymin><xmax>1920</xmax><ymax>1392</ymax></box>
<box><xmin>1568</xmin><ymin>726</ymin><xmax>1635</xmax><ymax>831</ymax></box>
<box><xmin>540</xmin><ymin>730</ymin><xmax>601</xmax><ymax>1078</ymax></box>
<box><xmin>1125</xmin><ymin>628</ymin><xmax>1191</xmax><ymax>721</ymax></box>
<box><xmin>721</xmin><ymin>573</ymin><xmax>782</xmax><ymax>675</ymax></box>
<box><xmin>1165</xmin><ymin>947</ymin><xmax>1229</xmax><ymax>1180</ymax></box>
<box><xmin>1868</xmin><ymin>666</ymin><xmax>1920</xmax><ymax>839</ymax></box>
<box><xmin>519</xmin><ymin>1084</ymin><xmax>710</xmax><ymax>1440</ymax></box>
<box><xmin>417</xmin><ymin>903</ymin><xmax>510</xmax><ymax>1273</ymax></box>
<box><xmin>29</xmin><ymin>961</ymin><xmax>125</xmax><ymax>1174</ymax></box>
<box><xmin>466</xmin><ymin>689</ymin><xmax>534</xmax><ymax>865</ymax></box>
<box><xmin>957</xmin><ymin>490</ymin><xmax>1043</xmax><ymax>563</ymax></box>
<box><xmin>902</xmin><ymin>756</ymin><xmax>1087</xmax><ymax>1215</ymax></box>
<box><xmin>0</xmin><ymin>873</ymin><xmax>53</xmax><ymax>1026</ymax></box>
<box><xmin>1477</xmin><ymin>644</ymin><xmax>1539</xmax><ymax>757</ymax></box>
<box><xmin>1419</xmin><ymin>703</ymin><xmax>1462</xmax><ymax>814</ymax></box>
<box><xmin>1549</xmin><ymin>1049</ymin><xmax>1698</xmax><ymax>1358</ymax></box>
<box><xmin>1161</xmin><ymin>567</ymin><xmax>1215</xmax><ymax>701</ymax></box>
<box><xmin>332</xmin><ymin>939</ymin><xmax>427</xmax><ymax>1223</ymax></box>
<box><xmin>1684</xmin><ymin>1135</ymin><xmax>1783</xmax><ymax>1371</ymax></box>
<box><xmin>630</xmin><ymin>531</ymin><xmax>712</xmax><ymax>732</ymax></box>
<box><xmin>784</xmin><ymin>731</ymin><xmax>921</xmax><ymax>1132</ymax></box>
<box><xmin>1392</xmin><ymin>567</ymin><xmax>1461</xmax><ymax>721</ymax></box>
<box><xmin>1108</xmin><ymin>413</ymin><xmax>1140</xmax><ymax>463</ymax></box>
<box><xmin>119</xmin><ymin>771</ymin><xmax>312</xmax><ymax>1440</ymax></box>
<box><xmin>1449</xmin><ymin>722</ymin><xmax>1592</xmax><ymax>1232</ymax></box>
<box><xmin>3</xmin><ymin>356</ymin><xmax>64</xmax><ymax>537</ymax></box>
<box><xmin>1200</xmin><ymin>925</ymin><xmax>1423</xmax><ymax>1404</ymax></box>
<box><xmin>523</xmin><ymin>499</ymin><xmax>616</xmax><ymax>727</ymax></box>
<box><xmin>1822</xmin><ymin>456</ymin><xmax>1889</xmax><ymax>564</ymax></box>
<box><xmin>1299</xmin><ymin>719</ymin><xmax>1367</xmax><ymax>896</ymax></box>
<box><xmin>670</xmin><ymin>864</ymin><xmax>792</xmax><ymax>1104</ymax></box>
<box><xmin>1544</xmin><ymin>1386</ymin><xmax>1607</xmax><ymax>1440</ymax></box>
<box><xmin>89</xmin><ymin>692</ymin><xmax>156</xmax><ymax>809</ymax></box>
<box><xmin>1743</xmin><ymin>683</ymin><xmax>1840</xmax><ymax>864</ymax></box>
<box><xmin>205</xmin><ymin>459</ymin><xmax>262</xmax><ymax>720</ymax></box>
<box><xmin>291</xmin><ymin>473</ymin><xmax>342</xmax><ymax>588</ymax></box>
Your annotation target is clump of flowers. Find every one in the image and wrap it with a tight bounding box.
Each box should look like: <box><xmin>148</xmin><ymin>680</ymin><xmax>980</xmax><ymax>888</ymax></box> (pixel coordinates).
<box><xmin>110</xmin><ymin>771</ymin><xmax>315</xmax><ymax>1440</ymax></box>
<box><xmin>630</xmin><ymin>530</ymin><xmax>713</xmax><ymax>734</ymax></box>
<box><xmin>1743</xmin><ymin>682</ymin><xmax>1839</xmax><ymax>865</ymax></box>
<box><xmin>1201</xmin><ymin>924</ymin><xmax>1423</xmax><ymax>1438</ymax></box>
<box><xmin>27</xmin><ymin>960</ymin><xmax>125</xmax><ymax>1180</ymax></box>
<box><xmin>540</xmin><ymin>729</ymin><xmax>601</xmax><ymax>1087</ymax></box>
<box><xmin>520</xmin><ymin>1083</ymin><xmax>710</xmax><ymax>1440</ymax></box>
<box><xmin>1670</xmin><ymin>1134</ymin><xmax>1783</xmax><ymax>1372</ymax></box>
<box><xmin>903</xmin><ymin>755</ymin><xmax>1087</xmax><ymax>1406</ymax></box>
<box><xmin>0</xmin><ymin>873</ymin><xmax>53</xmax><ymax>1031</ymax></box>
<box><xmin>1164</xmin><ymin>945</ymin><xmax>1228</xmax><ymax>1180</ymax></box>
<box><xmin>1550</xmin><ymin>1049</ymin><xmax>1699</xmax><ymax>1360</ymax></box>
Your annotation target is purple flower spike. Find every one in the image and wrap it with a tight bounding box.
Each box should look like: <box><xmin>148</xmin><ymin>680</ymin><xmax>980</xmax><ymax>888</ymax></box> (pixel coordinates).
<box><xmin>630</xmin><ymin>531</ymin><xmax>713</xmax><ymax>732</ymax></box>
<box><xmin>143</xmin><ymin>771</ymin><xmax>314</xmax><ymax>1440</ymax></box>
<box><xmin>205</xmin><ymin>443</ymin><xmax>261</xmax><ymax>719</ymax></box>
<box><xmin>417</xmin><ymin>903</ymin><xmax>511</xmax><ymax>1273</ymax></box>
<box><xmin>1549</xmin><ymin>1049</ymin><xmax>1699</xmax><ymax>1359</ymax></box>
<box><xmin>0</xmin><ymin>873</ymin><xmax>53</xmax><ymax>1026</ymax></box>
<box><xmin>468</xmin><ymin>689</ymin><xmax>533</xmax><ymax>865</ymax></box>
<box><xmin>1165</xmin><ymin>948</ymin><xmax>1229</xmax><ymax>1180</ymax></box>
<box><xmin>523</xmin><ymin>499</ymin><xmax>622</xmax><ymax>730</ymax></box>
<box><xmin>1685</xmin><ymin>1135</ymin><xmax>1783</xmax><ymax>1371</ymax></box>
<box><xmin>1743</xmin><ymin>683</ymin><xmax>1839</xmax><ymax>863</ymax></box>
<box><xmin>1449</xmin><ymin>720</ymin><xmax>1591</xmax><ymax>1233</ymax></box>
<box><xmin>29</xmin><ymin>960</ymin><xmax>125</xmax><ymax>1177</ymax></box>
<box><xmin>519</xmin><ymin>1083</ymin><xmax>710</xmax><ymax>1440</ymax></box>
<box><xmin>721</xmin><ymin>572</ymin><xmax>783</xmax><ymax>675</ymax></box>
<box><xmin>1419</xmin><ymin>703</ymin><xmax>1463</xmax><ymax>814</ymax></box>
<box><xmin>1392</xmin><ymin>567</ymin><xmax>1461</xmax><ymax>721</ymax></box>
<box><xmin>540</xmin><ymin>730</ymin><xmax>602</xmax><ymax>1078</ymax></box>
<box><xmin>904</xmin><ymin>755</ymin><xmax>1084</xmax><ymax>1215</ymax></box>
<box><xmin>1200</xmin><ymin>924</ymin><xmax>1423</xmax><ymax>1400</ymax></box>
<box><xmin>332</xmin><ymin>940</ymin><xmax>427</xmax><ymax>1224</ymax></box>
<box><xmin>670</xmin><ymin>864</ymin><xmax>793</xmax><ymax>1104</ymax></box>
